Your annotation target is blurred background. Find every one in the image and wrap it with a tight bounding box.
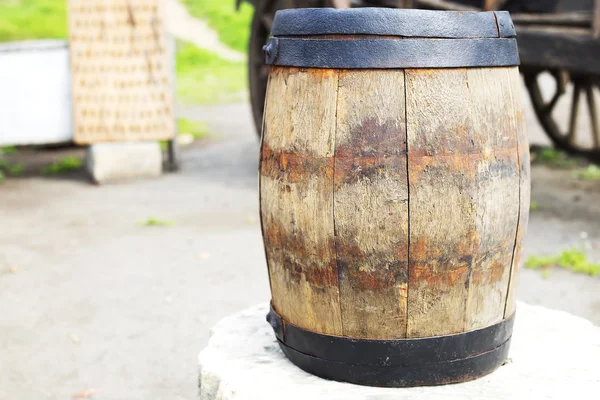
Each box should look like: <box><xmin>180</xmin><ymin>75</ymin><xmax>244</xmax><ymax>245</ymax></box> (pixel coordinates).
<box><xmin>0</xmin><ymin>1</ymin><xmax>599</xmax><ymax>399</ymax></box>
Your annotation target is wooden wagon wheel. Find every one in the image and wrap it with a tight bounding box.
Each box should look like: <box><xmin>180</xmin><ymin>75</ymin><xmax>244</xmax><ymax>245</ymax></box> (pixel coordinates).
<box><xmin>523</xmin><ymin>69</ymin><xmax>600</xmax><ymax>161</ymax></box>
<box><xmin>411</xmin><ymin>1</ymin><xmax>600</xmax><ymax>161</ymax></box>
<box><xmin>249</xmin><ymin>0</ymin><xmax>335</xmax><ymax>137</ymax></box>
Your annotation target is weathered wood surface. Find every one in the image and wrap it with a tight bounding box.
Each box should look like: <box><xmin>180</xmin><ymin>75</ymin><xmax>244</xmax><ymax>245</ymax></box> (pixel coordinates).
<box><xmin>464</xmin><ymin>68</ymin><xmax>520</xmax><ymax>331</ymax></box>
<box><xmin>405</xmin><ymin>69</ymin><xmax>477</xmax><ymax>337</ymax></box>
<box><xmin>260</xmin><ymin>66</ymin><xmax>529</xmax><ymax>339</ymax></box>
<box><xmin>505</xmin><ymin>68</ymin><xmax>531</xmax><ymax>318</ymax></box>
<box><xmin>261</xmin><ymin>67</ymin><xmax>342</xmax><ymax>336</ymax></box>
<box><xmin>334</xmin><ymin>70</ymin><xmax>409</xmax><ymax>339</ymax></box>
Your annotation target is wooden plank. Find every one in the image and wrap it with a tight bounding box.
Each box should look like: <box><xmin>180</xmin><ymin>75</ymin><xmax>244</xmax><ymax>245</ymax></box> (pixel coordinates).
<box><xmin>68</xmin><ymin>0</ymin><xmax>175</xmax><ymax>144</ymax></box>
<box><xmin>259</xmin><ymin>72</ymin><xmax>273</xmax><ymax>297</ymax></box>
<box><xmin>405</xmin><ymin>69</ymin><xmax>476</xmax><ymax>338</ymax></box>
<box><xmin>512</xmin><ymin>13</ymin><xmax>592</xmax><ymax>27</ymax></box>
<box><xmin>464</xmin><ymin>68</ymin><xmax>521</xmax><ymax>330</ymax></box>
<box><xmin>331</xmin><ymin>0</ymin><xmax>352</xmax><ymax>8</ymax></box>
<box><xmin>516</xmin><ymin>27</ymin><xmax>600</xmax><ymax>76</ymax></box>
<box><xmin>260</xmin><ymin>67</ymin><xmax>343</xmax><ymax>335</ymax></box>
<box><xmin>334</xmin><ymin>70</ymin><xmax>409</xmax><ymax>339</ymax></box>
<box><xmin>505</xmin><ymin>68</ymin><xmax>531</xmax><ymax>318</ymax></box>
<box><xmin>414</xmin><ymin>0</ymin><xmax>479</xmax><ymax>11</ymax></box>
<box><xmin>398</xmin><ymin>0</ymin><xmax>415</xmax><ymax>8</ymax></box>
<box><xmin>484</xmin><ymin>0</ymin><xmax>500</xmax><ymax>11</ymax></box>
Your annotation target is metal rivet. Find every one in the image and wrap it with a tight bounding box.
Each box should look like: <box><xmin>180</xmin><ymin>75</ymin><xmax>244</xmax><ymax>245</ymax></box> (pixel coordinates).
<box><xmin>263</xmin><ymin>44</ymin><xmax>271</xmax><ymax>56</ymax></box>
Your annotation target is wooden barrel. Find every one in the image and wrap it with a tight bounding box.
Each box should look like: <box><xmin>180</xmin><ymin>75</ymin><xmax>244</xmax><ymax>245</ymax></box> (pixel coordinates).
<box><xmin>259</xmin><ymin>8</ymin><xmax>530</xmax><ymax>387</ymax></box>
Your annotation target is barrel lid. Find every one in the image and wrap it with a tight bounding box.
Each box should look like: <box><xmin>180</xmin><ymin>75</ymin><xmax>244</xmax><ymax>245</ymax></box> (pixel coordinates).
<box><xmin>271</xmin><ymin>8</ymin><xmax>516</xmax><ymax>39</ymax></box>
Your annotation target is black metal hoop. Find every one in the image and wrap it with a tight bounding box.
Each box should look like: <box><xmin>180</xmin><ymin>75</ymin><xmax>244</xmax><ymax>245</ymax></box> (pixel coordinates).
<box><xmin>271</xmin><ymin>8</ymin><xmax>516</xmax><ymax>39</ymax></box>
<box><xmin>263</xmin><ymin>37</ymin><xmax>520</xmax><ymax>69</ymax></box>
<box><xmin>267</xmin><ymin>304</ymin><xmax>514</xmax><ymax>387</ymax></box>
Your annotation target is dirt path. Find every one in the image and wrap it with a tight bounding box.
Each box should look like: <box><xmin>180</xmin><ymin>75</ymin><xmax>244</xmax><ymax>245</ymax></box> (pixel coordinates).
<box><xmin>164</xmin><ymin>0</ymin><xmax>246</xmax><ymax>62</ymax></box>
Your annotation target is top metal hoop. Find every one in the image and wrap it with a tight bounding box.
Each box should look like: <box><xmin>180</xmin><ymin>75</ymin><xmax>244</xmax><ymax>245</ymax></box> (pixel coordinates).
<box><xmin>271</xmin><ymin>8</ymin><xmax>516</xmax><ymax>39</ymax></box>
<box><xmin>265</xmin><ymin>8</ymin><xmax>520</xmax><ymax>69</ymax></box>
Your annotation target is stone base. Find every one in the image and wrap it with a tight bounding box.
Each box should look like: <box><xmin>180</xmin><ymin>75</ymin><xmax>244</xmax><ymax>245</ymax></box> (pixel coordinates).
<box><xmin>86</xmin><ymin>142</ymin><xmax>162</xmax><ymax>184</ymax></box>
<box><xmin>198</xmin><ymin>302</ymin><xmax>600</xmax><ymax>399</ymax></box>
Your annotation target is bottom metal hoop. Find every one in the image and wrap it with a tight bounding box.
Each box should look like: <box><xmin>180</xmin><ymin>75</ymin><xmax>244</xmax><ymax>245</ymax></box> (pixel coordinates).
<box><xmin>267</xmin><ymin>304</ymin><xmax>514</xmax><ymax>387</ymax></box>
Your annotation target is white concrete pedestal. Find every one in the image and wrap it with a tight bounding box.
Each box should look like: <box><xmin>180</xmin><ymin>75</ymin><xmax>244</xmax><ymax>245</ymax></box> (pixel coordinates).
<box><xmin>198</xmin><ymin>302</ymin><xmax>600</xmax><ymax>400</ymax></box>
<box><xmin>86</xmin><ymin>142</ymin><xmax>162</xmax><ymax>184</ymax></box>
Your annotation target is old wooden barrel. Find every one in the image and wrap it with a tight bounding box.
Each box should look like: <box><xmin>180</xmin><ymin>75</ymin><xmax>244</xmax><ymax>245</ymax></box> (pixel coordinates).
<box><xmin>259</xmin><ymin>8</ymin><xmax>530</xmax><ymax>387</ymax></box>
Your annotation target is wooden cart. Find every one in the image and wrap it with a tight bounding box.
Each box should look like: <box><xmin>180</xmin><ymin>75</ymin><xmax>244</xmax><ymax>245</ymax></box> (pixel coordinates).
<box><xmin>241</xmin><ymin>0</ymin><xmax>600</xmax><ymax>160</ymax></box>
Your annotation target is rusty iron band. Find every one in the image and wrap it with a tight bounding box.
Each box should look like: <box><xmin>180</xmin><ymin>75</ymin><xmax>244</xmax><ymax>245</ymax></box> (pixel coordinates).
<box><xmin>267</xmin><ymin>304</ymin><xmax>514</xmax><ymax>387</ymax></box>
<box><xmin>263</xmin><ymin>37</ymin><xmax>520</xmax><ymax>69</ymax></box>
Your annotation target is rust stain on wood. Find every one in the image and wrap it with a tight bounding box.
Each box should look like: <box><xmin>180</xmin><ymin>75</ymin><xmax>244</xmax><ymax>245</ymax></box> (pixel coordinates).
<box><xmin>335</xmin><ymin>242</ymin><xmax>408</xmax><ymax>291</ymax></box>
<box><xmin>471</xmin><ymin>259</ymin><xmax>506</xmax><ymax>286</ymax></box>
<box><xmin>335</xmin><ymin>118</ymin><xmax>407</xmax><ymax>158</ymax></box>
<box><xmin>334</xmin><ymin>156</ymin><xmax>407</xmax><ymax>189</ymax></box>
<box><xmin>346</xmin><ymin>263</ymin><xmax>403</xmax><ymax>292</ymax></box>
<box><xmin>262</xmin><ymin>218</ymin><xmax>338</xmax><ymax>289</ymax></box>
<box><xmin>411</xmin><ymin>262</ymin><xmax>471</xmax><ymax>288</ymax></box>
<box><xmin>261</xmin><ymin>143</ymin><xmax>334</xmax><ymax>184</ymax></box>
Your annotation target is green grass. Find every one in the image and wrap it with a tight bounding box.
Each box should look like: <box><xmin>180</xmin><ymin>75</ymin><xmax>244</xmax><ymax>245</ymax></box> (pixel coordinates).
<box><xmin>526</xmin><ymin>249</ymin><xmax>600</xmax><ymax>277</ymax></box>
<box><xmin>0</xmin><ymin>158</ymin><xmax>22</xmax><ymax>180</ymax></box>
<box><xmin>181</xmin><ymin>0</ymin><xmax>253</xmax><ymax>53</ymax></box>
<box><xmin>0</xmin><ymin>158</ymin><xmax>5</xmax><ymax>184</ymax></box>
<box><xmin>541</xmin><ymin>268</ymin><xmax>551</xmax><ymax>279</ymax></box>
<box><xmin>160</xmin><ymin>118</ymin><xmax>211</xmax><ymax>149</ymax></box>
<box><xmin>138</xmin><ymin>217</ymin><xmax>174</xmax><ymax>227</ymax></box>
<box><xmin>529</xmin><ymin>201</ymin><xmax>540</xmax><ymax>211</ymax></box>
<box><xmin>41</xmin><ymin>156</ymin><xmax>82</xmax><ymax>175</ymax></box>
<box><xmin>0</xmin><ymin>0</ymin><xmax>67</xmax><ymax>42</ymax></box>
<box><xmin>573</xmin><ymin>164</ymin><xmax>600</xmax><ymax>180</ymax></box>
<box><xmin>531</xmin><ymin>147</ymin><xmax>581</xmax><ymax>169</ymax></box>
<box><xmin>0</xmin><ymin>146</ymin><xmax>17</xmax><ymax>155</ymax></box>
<box><xmin>176</xmin><ymin>1</ymin><xmax>251</xmax><ymax>105</ymax></box>
<box><xmin>5</xmin><ymin>163</ymin><xmax>23</xmax><ymax>176</ymax></box>
<box><xmin>176</xmin><ymin>41</ymin><xmax>247</xmax><ymax>105</ymax></box>
<box><xmin>177</xmin><ymin>118</ymin><xmax>210</xmax><ymax>139</ymax></box>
